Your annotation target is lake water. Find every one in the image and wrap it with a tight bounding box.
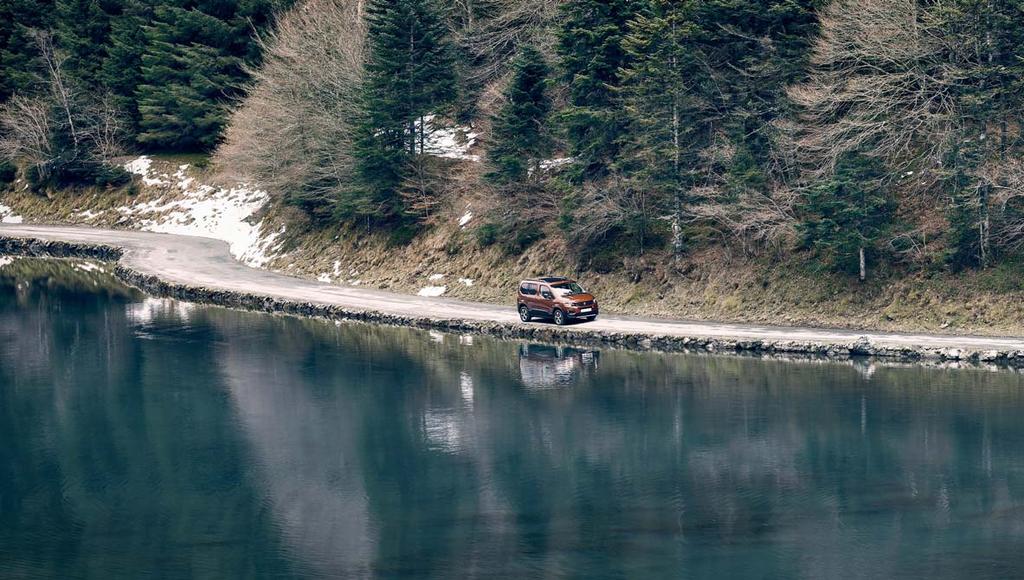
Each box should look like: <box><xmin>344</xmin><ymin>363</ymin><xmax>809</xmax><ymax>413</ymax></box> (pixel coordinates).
<box><xmin>3</xmin><ymin>258</ymin><xmax>1024</xmax><ymax>579</ymax></box>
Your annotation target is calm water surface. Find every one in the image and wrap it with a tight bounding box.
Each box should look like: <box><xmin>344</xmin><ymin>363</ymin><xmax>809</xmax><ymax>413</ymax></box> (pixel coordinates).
<box><xmin>3</xmin><ymin>258</ymin><xmax>1024</xmax><ymax>579</ymax></box>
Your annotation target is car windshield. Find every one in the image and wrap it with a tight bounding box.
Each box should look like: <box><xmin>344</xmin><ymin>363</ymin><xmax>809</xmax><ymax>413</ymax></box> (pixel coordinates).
<box><xmin>552</xmin><ymin>282</ymin><xmax>585</xmax><ymax>296</ymax></box>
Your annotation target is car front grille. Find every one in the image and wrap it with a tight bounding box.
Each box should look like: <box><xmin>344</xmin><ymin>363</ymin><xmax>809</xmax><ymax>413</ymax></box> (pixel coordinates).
<box><xmin>573</xmin><ymin>300</ymin><xmax>595</xmax><ymax>307</ymax></box>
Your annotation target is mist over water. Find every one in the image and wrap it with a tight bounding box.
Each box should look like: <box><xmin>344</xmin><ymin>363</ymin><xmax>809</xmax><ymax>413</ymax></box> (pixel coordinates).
<box><xmin>3</xmin><ymin>259</ymin><xmax>1024</xmax><ymax>579</ymax></box>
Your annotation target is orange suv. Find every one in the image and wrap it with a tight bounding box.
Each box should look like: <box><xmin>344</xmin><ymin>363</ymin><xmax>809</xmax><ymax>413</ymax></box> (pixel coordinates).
<box><xmin>517</xmin><ymin>277</ymin><xmax>599</xmax><ymax>325</ymax></box>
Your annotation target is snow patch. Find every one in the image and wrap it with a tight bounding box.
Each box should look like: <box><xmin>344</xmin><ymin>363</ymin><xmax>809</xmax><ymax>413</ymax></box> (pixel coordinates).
<box><xmin>428</xmin><ymin>273</ymin><xmax>445</xmax><ymax>281</ymax></box>
<box><xmin>0</xmin><ymin>257</ymin><xmax>15</xmax><ymax>268</ymax></box>
<box><xmin>124</xmin><ymin>156</ymin><xmax>170</xmax><ymax>186</ymax></box>
<box><xmin>458</xmin><ymin>278</ymin><xmax>474</xmax><ymax>287</ymax></box>
<box><xmin>317</xmin><ymin>273</ymin><xmax>332</xmax><ymax>283</ymax></box>
<box><xmin>417</xmin><ymin>285</ymin><xmax>447</xmax><ymax>297</ymax></box>
<box><xmin>117</xmin><ymin>156</ymin><xmax>283</xmax><ymax>268</ymax></box>
<box><xmin>458</xmin><ymin>210</ymin><xmax>473</xmax><ymax>228</ymax></box>
<box><xmin>530</xmin><ymin>157</ymin><xmax>575</xmax><ymax>176</ymax></box>
<box><xmin>0</xmin><ymin>203</ymin><xmax>23</xmax><ymax>224</ymax></box>
<box><xmin>419</xmin><ymin>115</ymin><xmax>480</xmax><ymax>161</ymax></box>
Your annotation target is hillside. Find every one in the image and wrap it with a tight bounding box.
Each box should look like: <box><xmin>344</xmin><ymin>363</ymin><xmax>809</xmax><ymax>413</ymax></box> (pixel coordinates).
<box><xmin>3</xmin><ymin>0</ymin><xmax>1024</xmax><ymax>336</ymax></box>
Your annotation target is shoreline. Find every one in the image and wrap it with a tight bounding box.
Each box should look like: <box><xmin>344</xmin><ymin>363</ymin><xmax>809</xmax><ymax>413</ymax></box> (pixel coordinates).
<box><xmin>3</xmin><ymin>226</ymin><xmax>1024</xmax><ymax>367</ymax></box>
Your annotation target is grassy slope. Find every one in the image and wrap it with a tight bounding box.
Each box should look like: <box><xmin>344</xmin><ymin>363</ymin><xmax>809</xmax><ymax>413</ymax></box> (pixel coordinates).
<box><xmin>4</xmin><ymin>157</ymin><xmax>1024</xmax><ymax>337</ymax></box>
<box><xmin>269</xmin><ymin>222</ymin><xmax>1024</xmax><ymax>335</ymax></box>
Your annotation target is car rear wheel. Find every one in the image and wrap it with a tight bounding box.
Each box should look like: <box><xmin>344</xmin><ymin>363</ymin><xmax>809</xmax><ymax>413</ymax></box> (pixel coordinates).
<box><xmin>519</xmin><ymin>305</ymin><xmax>531</xmax><ymax>322</ymax></box>
<box><xmin>553</xmin><ymin>309</ymin><xmax>566</xmax><ymax>326</ymax></box>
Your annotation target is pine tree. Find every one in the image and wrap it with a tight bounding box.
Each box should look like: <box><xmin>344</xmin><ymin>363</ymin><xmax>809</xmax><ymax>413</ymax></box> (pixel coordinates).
<box><xmin>620</xmin><ymin>0</ymin><xmax>702</xmax><ymax>253</ymax></box>
<box><xmin>55</xmin><ymin>0</ymin><xmax>112</xmax><ymax>88</ymax></box>
<box><xmin>691</xmin><ymin>0</ymin><xmax>818</xmax><ymax>193</ymax></box>
<box><xmin>99</xmin><ymin>0</ymin><xmax>149</xmax><ymax>136</ymax></box>
<box><xmin>556</xmin><ymin>0</ymin><xmax>637</xmax><ymax>179</ymax></box>
<box><xmin>352</xmin><ymin>0</ymin><xmax>457</xmax><ymax>223</ymax></box>
<box><xmin>135</xmin><ymin>0</ymin><xmax>277</xmax><ymax>151</ymax></box>
<box><xmin>135</xmin><ymin>5</ymin><xmax>237</xmax><ymax>150</ymax></box>
<box><xmin>936</xmin><ymin>0</ymin><xmax>1024</xmax><ymax>269</ymax></box>
<box><xmin>0</xmin><ymin>0</ymin><xmax>55</xmax><ymax>101</ymax></box>
<box><xmin>486</xmin><ymin>44</ymin><xmax>551</xmax><ymax>183</ymax></box>
<box><xmin>799</xmin><ymin>154</ymin><xmax>895</xmax><ymax>281</ymax></box>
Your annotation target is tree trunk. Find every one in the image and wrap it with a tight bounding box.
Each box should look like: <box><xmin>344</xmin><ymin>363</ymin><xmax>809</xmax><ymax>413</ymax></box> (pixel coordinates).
<box><xmin>671</xmin><ymin>41</ymin><xmax>683</xmax><ymax>258</ymax></box>
<box><xmin>981</xmin><ymin>183</ymin><xmax>990</xmax><ymax>268</ymax></box>
<box><xmin>859</xmin><ymin>246</ymin><xmax>866</xmax><ymax>282</ymax></box>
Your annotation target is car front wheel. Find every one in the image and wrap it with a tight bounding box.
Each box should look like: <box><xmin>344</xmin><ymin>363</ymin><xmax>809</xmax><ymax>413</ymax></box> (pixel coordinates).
<box><xmin>553</xmin><ymin>309</ymin><xmax>565</xmax><ymax>326</ymax></box>
<box><xmin>519</xmin><ymin>305</ymin><xmax>531</xmax><ymax>322</ymax></box>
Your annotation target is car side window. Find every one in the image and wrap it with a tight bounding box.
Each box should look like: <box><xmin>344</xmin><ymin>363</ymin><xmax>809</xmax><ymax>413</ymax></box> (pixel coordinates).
<box><xmin>521</xmin><ymin>283</ymin><xmax>537</xmax><ymax>296</ymax></box>
<box><xmin>540</xmin><ymin>286</ymin><xmax>554</xmax><ymax>299</ymax></box>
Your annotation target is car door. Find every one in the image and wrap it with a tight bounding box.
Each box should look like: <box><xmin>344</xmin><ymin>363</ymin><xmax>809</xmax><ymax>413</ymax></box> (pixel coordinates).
<box><xmin>538</xmin><ymin>285</ymin><xmax>555</xmax><ymax>315</ymax></box>
<box><xmin>520</xmin><ymin>282</ymin><xmax>538</xmax><ymax>314</ymax></box>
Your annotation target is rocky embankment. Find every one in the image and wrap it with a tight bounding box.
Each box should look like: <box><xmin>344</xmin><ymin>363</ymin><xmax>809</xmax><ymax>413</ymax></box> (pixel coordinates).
<box><xmin>3</xmin><ymin>235</ymin><xmax>1024</xmax><ymax>368</ymax></box>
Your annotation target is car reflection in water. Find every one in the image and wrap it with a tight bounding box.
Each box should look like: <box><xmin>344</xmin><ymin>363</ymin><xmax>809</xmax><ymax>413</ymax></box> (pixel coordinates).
<box><xmin>518</xmin><ymin>343</ymin><xmax>600</xmax><ymax>390</ymax></box>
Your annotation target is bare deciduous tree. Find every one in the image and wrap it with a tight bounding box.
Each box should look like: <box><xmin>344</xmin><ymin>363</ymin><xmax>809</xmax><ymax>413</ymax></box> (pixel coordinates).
<box><xmin>684</xmin><ymin>185</ymin><xmax>800</xmax><ymax>253</ymax></box>
<box><xmin>86</xmin><ymin>92</ymin><xmax>128</xmax><ymax>161</ymax></box>
<box><xmin>0</xmin><ymin>95</ymin><xmax>54</xmax><ymax>177</ymax></box>
<box><xmin>33</xmin><ymin>30</ymin><xmax>80</xmax><ymax>147</ymax></box>
<box><xmin>565</xmin><ymin>178</ymin><xmax>658</xmax><ymax>255</ymax></box>
<box><xmin>784</xmin><ymin>0</ymin><xmax>960</xmax><ymax>186</ymax></box>
<box><xmin>460</xmin><ymin>0</ymin><xmax>564</xmax><ymax>83</ymax></box>
<box><xmin>215</xmin><ymin>0</ymin><xmax>367</xmax><ymax>216</ymax></box>
<box><xmin>0</xmin><ymin>29</ymin><xmax>128</xmax><ymax>186</ymax></box>
<box><xmin>974</xmin><ymin>159</ymin><xmax>1024</xmax><ymax>252</ymax></box>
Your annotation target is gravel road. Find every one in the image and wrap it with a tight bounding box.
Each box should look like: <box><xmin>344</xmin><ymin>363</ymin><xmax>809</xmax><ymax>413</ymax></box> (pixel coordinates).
<box><xmin>3</xmin><ymin>223</ymin><xmax>1024</xmax><ymax>352</ymax></box>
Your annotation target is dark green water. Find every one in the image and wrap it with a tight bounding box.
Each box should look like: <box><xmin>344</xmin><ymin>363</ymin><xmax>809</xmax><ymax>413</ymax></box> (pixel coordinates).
<box><xmin>4</xmin><ymin>259</ymin><xmax>1024</xmax><ymax>579</ymax></box>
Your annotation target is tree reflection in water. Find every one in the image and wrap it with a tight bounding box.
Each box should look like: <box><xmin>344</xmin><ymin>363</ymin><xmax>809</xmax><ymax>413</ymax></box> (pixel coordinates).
<box><xmin>4</xmin><ymin>260</ymin><xmax>1024</xmax><ymax>578</ymax></box>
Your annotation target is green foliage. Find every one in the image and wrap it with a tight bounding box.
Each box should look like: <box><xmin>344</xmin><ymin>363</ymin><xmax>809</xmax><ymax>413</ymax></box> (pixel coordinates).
<box><xmin>351</xmin><ymin>0</ymin><xmax>458</xmax><ymax>224</ymax></box>
<box><xmin>798</xmin><ymin>154</ymin><xmax>895</xmax><ymax>278</ymax></box>
<box><xmin>99</xmin><ymin>0</ymin><xmax>150</xmax><ymax>135</ymax></box>
<box><xmin>475</xmin><ymin>222</ymin><xmax>499</xmax><ymax>247</ymax></box>
<box><xmin>55</xmin><ymin>0</ymin><xmax>111</xmax><ymax>88</ymax></box>
<box><xmin>10</xmin><ymin>0</ymin><xmax>1024</xmax><ymax>282</ymax></box>
<box><xmin>474</xmin><ymin>220</ymin><xmax>543</xmax><ymax>255</ymax></box>
<box><xmin>620</xmin><ymin>0</ymin><xmax>701</xmax><ymax>179</ymax></box>
<box><xmin>136</xmin><ymin>1</ymin><xmax>272</xmax><ymax>151</ymax></box>
<box><xmin>618</xmin><ymin>0</ymin><xmax>702</xmax><ymax>251</ymax></box>
<box><xmin>930</xmin><ymin>0</ymin><xmax>1024</xmax><ymax>270</ymax></box>
<box><xmin>584</xmin><ymin>245</ymin><xmax>621</xmax><ymax>274</ymax></box>
<box><xmin>387</xmin><ymin>223</ymin><xmax>421</xmax><ymax>247</ymax></box>
<box><xmin>0</xmin><ymin>161</ymin><xmax>16</xmax><ymax>186</ymax></box>
<box><xmin>0</xmin><ymin>0</ymin><xmax>54</xmax><ymax>101</ymax></box>
<box><xmin>486</xmin><ymin>45</ymin><xmax>551</xmax><ymax>183</ymax></box>
<box><xmin>1</xmin><ymin>0</ymin><xmax>279</xmax><ymax>150</ymax></box>
<box><xmin>556</xmin><ymin>0</ymin><xmax>637</xmax><ymax>179</ymax></box>
<box><xmin>557</xmin><ymin>191</ymin><xmax>579</xmax><ymax>231</ymax></box>
<box><xmin>24</xmin><ymin>117</ymin><xmax>131</xmax><ymax>192</ymax></box>
<box><xmin>508</xmin><ymin>224</ymin><xmax>544</xmax><ymax>254</ymax></box>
